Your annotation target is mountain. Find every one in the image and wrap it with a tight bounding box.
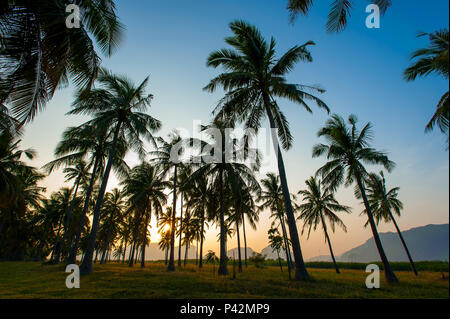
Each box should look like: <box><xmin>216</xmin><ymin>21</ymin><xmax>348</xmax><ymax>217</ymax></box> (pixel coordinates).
<box><xmin>227</xmin><ymin>247</ymin><xmax>256</xmax><ymax>259</ymax></box>
<box><xmin>308</xmin><ymin>224</ymin><xmax>449</xmax><ymax>262</ymax></box>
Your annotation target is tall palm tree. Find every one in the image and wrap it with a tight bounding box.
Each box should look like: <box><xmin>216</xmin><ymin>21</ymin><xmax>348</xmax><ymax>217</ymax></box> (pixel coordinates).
<box><xmin>358</xmin><ymin>171</ymin><xmax>418</xmax><ymax>276</ymax></box>
<box><xmin>98</xmin><ymin>189</ymin><xmax>125</xmax><ymax>264</ymax></box>
<box><xmin>313</xmin><ymin>114</ymin><xmax>398</xmax><ymax>283</ymax></box>
<box><xmin>259</xmin><ymin>173</ymin><xmax>293</xmax><ymax>277</ymax></box>
<box><xmin>51</xmin><ymin>160</ymin><xmax>89</xmax><ymax>263</ymax></box>
<box><xmin>71</xmin><ymin>70</ymin><xmax>161</xmax><ymax>274</ymax></box>
<box><xmin>205</xmin><ymin>21</ymin><xmax>329</xmax><ymax>280</ymax></box>
<box><xmin>0</xmin><ymin>0</ymin><xmax>123</xmax><ymax>124</ymax></box>
<box><xmin>404</xmin><ymin>29</ymin><xmax>449</xmax><ymax>143</ymax></box>
<box><xmin>287</xmin><ymin>0</ymin><xmax>392</xmax><ymax>32</ymax></box>
<box><xmin>188</xmin><ymin>119</ymin><xmax>260</xmax><ymax>275</ymax></box>
<box><xmin>122</xmin><ymin>163</ymin><xmax>169</xmax><ymax>268</ymax></box>
<box><xmin>297</xmin><ymin>176</ymin><xmax>351</xmax><ymax>274</ymax></box>
<box><xmin>45</xmin><ymin>124</ymin><xmax>129</xmax><ymax>265</ymax></box>
<box><xmin>149</xmin><ymin>132</ymin><xmax>199</xmax><ymax>271</ymax></box>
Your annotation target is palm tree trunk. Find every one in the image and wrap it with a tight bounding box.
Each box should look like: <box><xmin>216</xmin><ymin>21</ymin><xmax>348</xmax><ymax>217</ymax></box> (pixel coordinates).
<box><xmin>141</xmin><ymin>210</ymin><xmax>151</xmax><ymax>268</ymax></box>
<box><xmin>199</xmin><ymin>209</ymin><xmax>205</xmax><ymax>268</ymax></box>
<box><xmin>265</xmin><ymin>102</ymin><xmax>309</xmax><ymax>281</ymax></box>
<box><xmin>122</xmin><ymin>240</ymin><xmax>127</xmax><ymax>264</ymax></box>
<box><xmin>167</xmin><ymin>165</ymin><xmax>178</xmax><ymax>271</ymax></box>
<box><xmin>50</xmin><ymin>215</ymin><xmax>64</xmax><ymax>263</ymax></box>
<box><xmin>165</xmin><ymin>246</ymin><xmax>168</xmax><ymax>265</ymax></box>
<box><xmin>277</xmin><ymin>249</ymin><xmax>283</xmax><ymax>272</ymax></box>
<box><xmin>236</xmin><ymin>220</ymin><xmax>243</xmax><ymax>273</ymax></box>
<box><xmin>129</xmin><ymin>211</ymin><xmax>144</xmax><ymax>267</ymax></box>
<box><xmin>184</xmin><ymin>243</ymin><xmax>189</xmax><ymax>266</ymax></box>
<box><xmin>279</xmin><ymin>213</ymin><xmax>292</xmax><ymax>280</ymax></box>
<box><xmin>242</xmin><ymin>215</ymin><xmax>248</xmax><ymax>267</ymax></box>
<box><xmin>68</xmin><ymin>156</ymin><xmax>100</xmax><ymax>265</ymax></box>
<box><xmin>80</xmin><ymin>121</ymin><xmax>122</xmax><ymax>275</ymax></box>
<box><xmin>357</xmin><ymin>177</ymin><xmax>398</xmax><ymax>283</ymax></box>
<box><xmin>178</xmin><ymin>193</ymin><xmax>183</xmax><ymax>268</ymax></box>
<box><xmin>218</xmin><ymin>166</ymin><xmax>228</xmax><ymax>275</ymax></box>
<box><xmin>389</xmin><ymin>211</ymin><xmax>418</xmax><ymax>276</ymax></box>
<box><xmin>320</xmin><ymin>214</ymin><xmax>340</xmax><ymax>274</ymax></box>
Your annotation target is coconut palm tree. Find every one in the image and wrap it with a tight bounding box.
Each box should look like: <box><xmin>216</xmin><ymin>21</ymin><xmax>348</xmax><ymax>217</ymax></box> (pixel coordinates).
<box><xmin>287</xmin><ymin>0</ymin><xmax>392</xmax><ymax>32</ymax></box>
<box><xmin>149</xmin><ymin>132</ymin><xmax>195</xmax><ymax>271</ymax></box>
<box><xmin>259</xmin><ymin>173</ymin><xmax>294</xmax><ymax>278</ymax></box>
<box><xmin>158</xmin><ymin>230</ymin><xmax>171</xmax><ymax>265</ymax></box>
<box><xmin>0</xmin><ymin>0</ymin><xmax>123</xmax><ymax>124</ymax></box>
<box><xmin>70</xmin><ymin>70</ymin><xmax>161</xmax><ymax>274</ymax></box>
<box><xmin>268</xmin><ymin>228</ymin><xmax>284</xmax><ymax>272</ymax></box>
<box><xmin>187</xmin><ymin>119</ymin><xmax>260</xmax><ymax>275</ymax></box>
<box><xmin>98</xmin><ymin>189</ymin><xmax>125</xmax><ymax>264</ymax></box>
<box><xmin>205</xmin><ymin>21</ymin><xmax>329</xmax><ymax>280</ymax></box>
<box><xmin>45</xmin><ymin>124</ymin><xmax>129</xmax><ymax>265</ymax></box>
<box><xmin>404</xmin><ymin>29</ymin><xmax>449</xmax><ymax>143</ymax></box>
<box><xmin>121</xmin><ymin>163</ymin><xmax>169</xmax><ymax>268</ymax></box>
<box><xmin>297</xmin><ymin>176</ymin><xmax>351</xmax><ymax>274</ymax></box>
<box><xmin>358</xmin><ymin>171</ymin><xmax>418</xmax><ymax>276</ymax></box>
<box><xmin>313</xmin><ymin>114</ymin><xmax>398</xmax><ymax>283</ymax></box>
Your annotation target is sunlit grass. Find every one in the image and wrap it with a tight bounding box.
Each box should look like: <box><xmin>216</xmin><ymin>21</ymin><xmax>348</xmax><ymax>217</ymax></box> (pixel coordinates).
<box><xmin>0</xmin><ymin>262</ymin><xmax>448</xmax><ymax>299</ymax></box>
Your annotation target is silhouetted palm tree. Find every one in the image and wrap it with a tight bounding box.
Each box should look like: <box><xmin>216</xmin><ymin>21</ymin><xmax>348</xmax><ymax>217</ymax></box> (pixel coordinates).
<box><xmin>0</xmin><ymin>0</ymin><xmax>123</xmax><ymax>124</ymax></box>
<box><xmin>404</xmin><ymin>29</ymin><xmax>449</xmax><ymax>143</ymax></box>
<box><xmin>205</xmin><ymin>21</ymin><xmax>329</xmax><ymax>280</ymax></box>
<box><xmin>358</xmin><ymin>171</ymin><xmax>418</xmax><ymax>276</ymax></box>
<box><xmin>287</xmin><ymin>0</ymin><xmax>392</xmax><ymax>32</ymax></box>
<box><xmin>71</xmin><ymin>69</ymin><xmax>161</xmax><ymax>274</ymax></box>
<box><xmin>313</xmin><ymin>114</ymin><xmax>398</xmax><ymax>283</ymax></box>
<box><xmin>297</xmin><ymin>176</ymin><xmax>351</xmax><ymax>274</ymax></box>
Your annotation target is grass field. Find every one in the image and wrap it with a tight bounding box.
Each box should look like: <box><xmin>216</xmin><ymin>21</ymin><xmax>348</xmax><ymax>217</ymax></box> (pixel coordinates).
<box><xmin>0</xmin><ymin>262</ymin><xmax>448</xmax><ymax>299</ymax></box>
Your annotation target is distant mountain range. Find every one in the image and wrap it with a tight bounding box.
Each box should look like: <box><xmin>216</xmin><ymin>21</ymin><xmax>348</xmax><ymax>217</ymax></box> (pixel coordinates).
<box><xmin>308</xmin><ymin>224</ymin><xmax>449</xmax><ymax>262</ymax></box>
<box><xmin>123</xmin><ymin>224</ymin><xmax>448</xmax><ymax>262</ymax></box>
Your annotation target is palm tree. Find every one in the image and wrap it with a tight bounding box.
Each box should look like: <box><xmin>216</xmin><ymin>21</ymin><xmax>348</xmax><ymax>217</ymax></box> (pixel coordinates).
<box><xmin>158</xmin><ymin>230</ymin><xmax>171</xmax><ymax>265</ymax></box>
<box><xmin>268</xmin><ymin>228</ymin><xmax>284</xmax><ymax>272</ymax></box>
<box><xmin>51</xmin><ymin>160</ymin><xmax>89</xmax><ymax>263</ymax></box>
<box><xmin>122</xmin><ymin>163</ymin><xmax>169</xmax><ymax>268</ymax></box>
<box><xmin>286</xmin><ymin>0</ymin><xmax>392</xmax><ymax>32</ymax></box>
<box><xmin>205</xmin><ymin>21</ymin><xmax>329</xmax><ymax>280</ymax></box>
<box><xmin>0</xmin><ymin>0</ymin><xmax>123</xmax><ymax>124</ymax></box>
<box><xmin>45</xmin><ymin>124</ymin><xmax>129</xmax><ymax>265</ymax></box>
<box><xmin>297</xmin><ymin>176</ymin><xmax>351</xmax><ymax>274</ymax></box>
<box><xmin>313</xmin><ymin>114</ymin><xmax>398</xmax><ymax>283</ymax></box>
<box><xmin>70</xmin><ymin>70</ymin><xmax>161</xmax><ymax>274</ymax></box>
<box><xmin>98</xmin><ymin>189</ymin><xmax>125</xmax><ymax>264</ymax></box>
<box><xmin>359</xmin><ymin>171</ymin><xmax>418</xmax><ymax>276</ymax></box>
<box><xmin>188</xmin><ymin>119</ymin><xmax>260</xmax><ymax>275</ymax></box>
<box><xmin>404</xmin><ymin>29</ymin><xmax>449</xmax><ymax>143</ymax></box>
<box><xmin>259</xmin><ymin>173</ymin><xmax>294</xmax><ymax>277</ymax></box>
<box><xmin>149</xmin><ymin>132</ymin><xmax>194</xmax><ymax>271</ymax></box>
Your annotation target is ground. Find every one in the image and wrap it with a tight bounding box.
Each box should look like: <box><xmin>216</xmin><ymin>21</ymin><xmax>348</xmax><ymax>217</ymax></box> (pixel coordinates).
<box><xmin>0</xmin><ymin>262</ymin><xmax>448</xmax><ymax>299</ymax></box>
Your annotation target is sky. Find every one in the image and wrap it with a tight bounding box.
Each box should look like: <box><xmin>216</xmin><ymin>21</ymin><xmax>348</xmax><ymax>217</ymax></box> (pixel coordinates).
<box><xmin>20</xmin><ymin>0</ymin><xmax>449</xmax><ymax>260</ymax></box>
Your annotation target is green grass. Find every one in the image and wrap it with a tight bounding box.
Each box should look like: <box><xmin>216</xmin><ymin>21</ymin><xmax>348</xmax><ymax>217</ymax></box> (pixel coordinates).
<box><xmin>0</xmin><ymin>262</ymin><xmax>448</xmax><ymax>299</ymax></box>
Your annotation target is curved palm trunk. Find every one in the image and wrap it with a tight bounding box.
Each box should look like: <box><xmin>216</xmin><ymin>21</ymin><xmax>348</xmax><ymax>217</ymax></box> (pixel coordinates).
<box><xmin>55</xmin><ymin>182</ymin><xmax>80</xmax><ymax>263</ymax></box>
<box><xmin>167</xmin><ymin>165</ymin><xmax>178</xmax><ymax>271</ymax></box>
<box><xmin>242</xmin><ymin>215</ymin><xmax>248</xmax><ymax>267</ymax></box>
<box><xmin>80</xmin><ymin>121</ymin><xmax>122</xmax><ymax>275</ymax></box>
<box><xmin>357</xmin><ymin>178</ymin><xmax>398</xmax><ymax>283</ymax></box>
<box><xmin>178</xmin><ymin>193</ymin><xmax>183</xmax><ymax>268</ymax></box>
<box><xmin>218</xmin><ymin>166</ymin><xmax>228</xmax><ymax>275</ymax></box>
<box><xmin>68</xmin><ymin>156</ymin><xmax>100</xmax><ymax>265</ymax></box>
<box><xmin>265</xmin><ymin>103</ymin><xmax>309</xmax><ymax>281</ymax></box>
<box><xmin>199</xmin><ymin>209</ymin><xmax>205</xmax><ymax>268</ymax></box>
<box><xmin>320</xmin><ymin>214</ymin><xmax>340</xmax><ymax>274</ymax></box>
<box><xmin>236</xmin><ymin>220</ymin><xmax>243</xmax><ymax>273</ymax></box>
<box><xmin>389</xmin><ymin>211</ymin><xmax>418</xmax><ymax>276</ymax></box>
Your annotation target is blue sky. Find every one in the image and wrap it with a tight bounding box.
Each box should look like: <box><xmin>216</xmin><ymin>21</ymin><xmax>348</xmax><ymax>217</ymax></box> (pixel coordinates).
<box><xmin>21</xmin><ymin>0</ymin><xmax>449</xmax><ymax>258</ymax></box>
